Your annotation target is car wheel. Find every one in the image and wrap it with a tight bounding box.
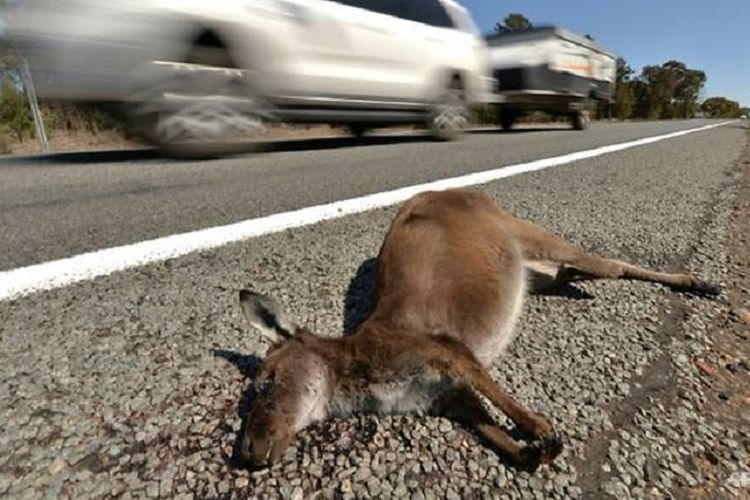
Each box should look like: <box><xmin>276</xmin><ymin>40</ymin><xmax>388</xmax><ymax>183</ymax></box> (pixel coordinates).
<box><xmin>428</xmin><ymin>78</ymin><xmax>469</xmax><ymax>141</ymax></box>
<box><xmin>128</xmin><ymin>48</ymin><xmax>271</xmax><ymax>158</ymax></box>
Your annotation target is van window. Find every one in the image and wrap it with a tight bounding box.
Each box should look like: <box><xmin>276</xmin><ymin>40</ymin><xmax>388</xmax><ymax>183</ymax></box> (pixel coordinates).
<box><xmin>332</xmin><ymin>0</ymin><xmax>454</xmax><ymax>29</ymax></box>
<box><xmin>330</xmin><ymin>0</ymin><xmax>371</xmax><ymax>10</ymax></box>
<box><xmin>395</xmin><ymin>0</ymin><xmax>454</xmax><ymax>28</ymax></box>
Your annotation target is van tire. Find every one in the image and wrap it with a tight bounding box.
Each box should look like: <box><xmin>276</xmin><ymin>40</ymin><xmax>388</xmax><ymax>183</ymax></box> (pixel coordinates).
<box><xmin>428</xmin><ymin>76</ymin><xmax>469</xmax><ymax>141</ymax></box>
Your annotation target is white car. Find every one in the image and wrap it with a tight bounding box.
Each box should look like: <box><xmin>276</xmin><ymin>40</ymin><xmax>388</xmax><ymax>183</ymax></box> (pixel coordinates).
<box><xmin>3</xmin><ymin>0</ymin><xmax>492</xmax><ymax>156</ymax></box>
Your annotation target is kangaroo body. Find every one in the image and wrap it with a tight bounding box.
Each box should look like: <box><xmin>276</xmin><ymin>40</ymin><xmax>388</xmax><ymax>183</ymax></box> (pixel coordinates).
<box><xmin>237</xmin><ymin>188</ymin><xmax>718</xmax><ymax>468</ymax></box>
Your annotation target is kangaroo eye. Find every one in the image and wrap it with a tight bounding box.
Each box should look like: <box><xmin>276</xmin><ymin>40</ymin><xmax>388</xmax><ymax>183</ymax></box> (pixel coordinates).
<box><xmin>254</xmin><ymin>379</ymin><xmax>274</xmax><ymax>396</ymax></box>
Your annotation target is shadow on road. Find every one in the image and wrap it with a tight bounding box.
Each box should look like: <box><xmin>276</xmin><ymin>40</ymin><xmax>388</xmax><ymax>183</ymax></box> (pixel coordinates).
<box><xmin>0</xmin><ymin>134</ymin><xmax>432</xmax><ymax>166</ymax></box>
<box><xmin>0</xmin><ymin>127</ymin><xmax>576</xmax><ymax>166</ymax></box>
<box><xmin>531</xmin><ymin>283</ymin><xmax>595</xmax><ymax>300</ymax></box>
<box><xmin>0</xmin><ymin>148</ymin><xmax>164</xmax><ymax>165</ymax></box>
<box><xmin>343</xmin><ymin>257</ymin><xmax>379</xmax><ymax>335</ymax></box>
<box><xmin>264</xmin><ymin>133</ymin><xmax>431</xmax><ymax>154</ymax></box>
<box><xmin>468</xmin><ymin>126</ymin><xmax>574</xmax><ymax>135</ymax></box>
<box><xmin>212</xmin><ymin>348</ymin><xmax>263</xmax><ymax>470</ymax></box>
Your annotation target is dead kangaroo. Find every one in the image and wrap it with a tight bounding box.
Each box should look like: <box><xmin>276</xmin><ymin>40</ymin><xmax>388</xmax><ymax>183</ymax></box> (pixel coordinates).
<box><xmin>237</xmin><ymin>188</ymin><xmax>719</xmax><ymax>469</ymax></box>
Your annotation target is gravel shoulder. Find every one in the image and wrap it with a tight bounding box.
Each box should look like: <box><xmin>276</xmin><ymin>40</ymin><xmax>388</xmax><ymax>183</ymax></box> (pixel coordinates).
<box><xmin>0</xmin><ymin>124</ymin><xmax>748</xmax><ymax>499</ymax></box>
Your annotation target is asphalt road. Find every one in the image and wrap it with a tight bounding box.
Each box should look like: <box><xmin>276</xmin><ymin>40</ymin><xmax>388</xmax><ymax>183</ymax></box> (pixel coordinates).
<box><xmin>1</xmin><ymin>121</ymin><xmax>749</xmax><ymax>499</ymax></box>
<box><xmin>0</xmin><ymin>119</ymin><xmax>735</xmax><ymax>271</ymax></box>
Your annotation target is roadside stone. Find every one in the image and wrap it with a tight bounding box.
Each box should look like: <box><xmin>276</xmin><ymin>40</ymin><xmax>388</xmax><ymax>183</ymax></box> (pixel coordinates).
<box><xmin>393</xmin><ymin>481</ymin><xmax>408</xmax><ymax>497</ymax></box>
<box><xmin>643</xmin><ymin>459</ymin><xmax>659</xmax><ymax>483</ymax></box>
<box><xmin>366</xmin><ymin>478</ymin><xmax>382</xmax><ymax>496</ymax></box>
<box><xmin>695</xmin><ymin>361</ymin><xmax>715</xmax><ymax>376</ymax></box>
<box><xmin>159</xmin><ymin>478</ymin><xmax>173</xmax><ymax>497</ymax></box>
<box><xmin>145</xmin><ymin>482</ymin><xmax>159</xmax><ymax>498</ymax></box>
<box><xmin>340</xmin><ymin>478</ymin><xmax>352</xmax><ymax>493</ymax></box>
<box><xmin>445</xmin><ymin>488</ymin><xmax>461</xmax><ymax>500</ymax></box>
<box><xmin>217</xmin><ymin>480</ymin><xmax>230</xmax><ymax>495</ymax></box>
<box><xmin>353</xmin><ymin>467</ymin><xmax>371</xmax><ymax>482</ymax></box>
<box><xmin>48</xmin><ymin>458</ymin><xmax>67</xmax><ymax>475</ymax></box>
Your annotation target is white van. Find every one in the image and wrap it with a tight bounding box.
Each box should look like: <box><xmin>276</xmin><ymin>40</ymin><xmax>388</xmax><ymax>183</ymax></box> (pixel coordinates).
<box><xmin>4</xmin><ymin>0</ymin><xmax>493</xmax><ymax>155</ymax></box>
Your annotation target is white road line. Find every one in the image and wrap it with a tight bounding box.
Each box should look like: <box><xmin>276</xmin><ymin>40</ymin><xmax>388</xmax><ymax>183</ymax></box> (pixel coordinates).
<box><xmin>0</xmin><ymin>121</ymin><xmax>736</xmax><ymax>302</ymax></box>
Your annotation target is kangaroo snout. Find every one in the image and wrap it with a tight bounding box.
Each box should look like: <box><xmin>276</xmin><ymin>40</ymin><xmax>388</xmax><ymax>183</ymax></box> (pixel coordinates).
<box><xmin>241</xmin><ymin>418</ymin><xmax>293</xmax><ymax>470</ymax></box>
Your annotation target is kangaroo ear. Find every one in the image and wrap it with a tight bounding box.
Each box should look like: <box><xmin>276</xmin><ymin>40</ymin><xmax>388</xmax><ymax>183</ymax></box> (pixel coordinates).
<box><xmin>239</xmin><ymin>290</ymin><xmax>296</xmax><ymax>343</ymax></box>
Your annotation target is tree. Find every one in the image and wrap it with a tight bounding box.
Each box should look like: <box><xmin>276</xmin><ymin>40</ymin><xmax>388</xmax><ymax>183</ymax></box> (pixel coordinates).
<box><xmin>664</xmin><ymin>61</ymin><xmax>706</xmax><ymax>119</ymax></box>
<box><xmin>701</xmin><ymin>97</ymin><xmax>742</xmax><ymax>118</ymax></box>
<box><xmin>613</xmin><ymin>58</ymin><xmax>635</xmax><ymax>119</ymax></box>
<box><xmin>0</xmin><ymin>77</ymin><xmax>32</xmax><ymax>142</ymax></box>
<box><xmin>494</xmin><ymin>13</ymin><xmax>532</xmax><ymax>33</ymax></box>
<box><xmin>634</xmin><ymin>60</ymin><xmax>705</xmax><ymax>120</ymax></box>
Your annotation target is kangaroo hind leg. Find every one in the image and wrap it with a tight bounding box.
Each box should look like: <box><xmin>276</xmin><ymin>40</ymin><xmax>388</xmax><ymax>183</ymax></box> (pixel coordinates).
<box><xmin>553</xmin><ymin>252</ymin><xmax>720</xmax><ymax>296</ymax></box>
<box><xmin>509</xmin><ymin>216</ymin><xmax>719</xmax><ymax>296</ymax></box>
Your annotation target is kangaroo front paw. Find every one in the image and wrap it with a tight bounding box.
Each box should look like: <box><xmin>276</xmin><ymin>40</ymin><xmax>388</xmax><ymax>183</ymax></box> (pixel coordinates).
<box><xmin>520</xmin><ymin>433</ymin><xmax>563</xmax><ymax>468</ymax></box>
<box><xmin>523</xmin><ymin>414</ymin><xmax>555</xmax><ymax>438</ymax></box>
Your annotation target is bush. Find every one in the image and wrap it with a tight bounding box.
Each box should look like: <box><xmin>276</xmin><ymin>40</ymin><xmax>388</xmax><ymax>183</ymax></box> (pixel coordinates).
<box><xmin>473</xmin><ymin>105</ymin><xmax>499</xmax><ymax>125</ymax></box>
<box><xmin>0</xmin><ymin>130</ymin><xmax>11</xmax><ymax>155</ymax></box>
<box><xmin>0</xmin><ymin>78</ymin><xmax>32</xmax><ymax>142</ymax></box>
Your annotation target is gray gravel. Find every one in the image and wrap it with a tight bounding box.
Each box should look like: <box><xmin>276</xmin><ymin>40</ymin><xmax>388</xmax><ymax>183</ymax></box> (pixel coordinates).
<box><xmin>0</xmin><ymin>123</ymin><xmax>748</xmax><ymax>499</ymax></box>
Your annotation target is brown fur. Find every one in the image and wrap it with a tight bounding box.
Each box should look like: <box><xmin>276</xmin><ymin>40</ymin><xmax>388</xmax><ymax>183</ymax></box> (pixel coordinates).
<box><xmin>238</xmin><ymin>188</ymin><xmax>718</xmax><ymax>469</ymax></box>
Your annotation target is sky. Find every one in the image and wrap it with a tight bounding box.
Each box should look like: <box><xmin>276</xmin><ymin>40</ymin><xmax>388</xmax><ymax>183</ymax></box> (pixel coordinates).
<box><xmin>463</xmin><ymin>0</ymin><xmax>750</xmax><ymax>107</ymax></box>
<box><xmin>1</xmin><ymin>2</ymin><xmax>747</xmax><ymax>106</ymax></box>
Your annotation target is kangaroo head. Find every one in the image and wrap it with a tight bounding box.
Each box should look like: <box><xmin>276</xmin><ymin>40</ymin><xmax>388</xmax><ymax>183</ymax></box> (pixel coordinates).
<box><xmin>238</xmin><ymin>290</ymin><xmax>330</xmax><ymax>468</ymax></box>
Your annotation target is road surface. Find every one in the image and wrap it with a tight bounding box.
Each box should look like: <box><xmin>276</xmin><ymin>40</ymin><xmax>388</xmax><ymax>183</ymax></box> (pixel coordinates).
<box><xmin>1</xmin><ymin>120</ymin><xmax>749</xmax><ymax>499</ymax></box>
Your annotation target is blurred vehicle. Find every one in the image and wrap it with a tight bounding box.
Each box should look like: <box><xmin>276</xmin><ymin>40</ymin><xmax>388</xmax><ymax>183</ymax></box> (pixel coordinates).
<box><xmin>1</xmin><ymin>0</ymin><xmax>492</xmax><ymax>157</ymax></box>
<box><xmin>486</xmin><ymin>26</ymin><xmax>616</xmax><ymax>131</ymax></box>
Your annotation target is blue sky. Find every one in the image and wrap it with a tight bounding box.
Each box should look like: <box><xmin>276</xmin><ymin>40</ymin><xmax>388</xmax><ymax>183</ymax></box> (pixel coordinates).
<box><xmin>463</xmin><ymin>0</ymin><xmax>749</xmax><ymax>106</ymax></box>
<box><xmin>1</xmin><ymin>2</ymin><xmax>747</xmax><ymax>106</ymax></box>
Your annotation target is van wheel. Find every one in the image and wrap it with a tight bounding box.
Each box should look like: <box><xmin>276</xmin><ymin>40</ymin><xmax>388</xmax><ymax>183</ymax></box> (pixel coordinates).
<box><xmin>347</xmin><ymin>124</ymin><xmax>368</xmax><ymax>138</ymax></box>
<box><xmin>428</xmin><ymin>78</ymin><xmax>469</xmax><ymax>141</ymax></box>
<box><xmin>571</xmin><ymin>110</ymin><xmax>590</xmax><ymax>131</ymax></box>
<box><xmin>129</xmin><ymin>45</ymin><xmax>270</xmax><ymax>159</ymax></box>
<box><xmin>499</xmin><ymin>109</ymin><xmax>516</xmax><ymax>131</ymax></box>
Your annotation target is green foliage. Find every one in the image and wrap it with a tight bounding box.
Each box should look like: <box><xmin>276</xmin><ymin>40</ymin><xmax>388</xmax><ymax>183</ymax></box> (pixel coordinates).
<box><xmin>494</xmin><ymin>13</ymin><xmax>532</xmax><ymax>33</ymax></box>
<box><xmin>613</xmin><ymin>58</ymin><xmax>635</xmax><ymax>120</ymax></box>
<box><xmin>39</xmin><ymin>101</ymin><xmax>131</xmax><ymax>135</ymax></box>
<box><xmin>613</xmin><ymin>84</ymin><xmax>634</xmax><ymax>120</ymax></box>
<box><xmin>635</xmin><ymin>61</ymin><xmax>705</xmax><ymax>119</ymax></box>
<box><xmin>701</xmin><ymin>97</ymin><xmax>742</xmax><ymax>118</ymax></box>
<box><xmin>609</xmin><ymin>58</ymin><xmax>707</xmax><ymax>121</ymax></box>
<box><xmin>0</xmin><ymin>77</ymin><xmax>32</xmax><ymax>142</ymax></box>
<box><xmin>473</xmin><ymin>105</ymin><xmax>499</xmax><ymax>125</ymax></box>
<box><xmin>615</xmin><ymin>57</ymin><xmax>634</xmax><ymax>84</ymax></box>
<box><xmin>0</xmin><ymin>130</ymin><xmax>10</xmax><ymax>154</ymax></box>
